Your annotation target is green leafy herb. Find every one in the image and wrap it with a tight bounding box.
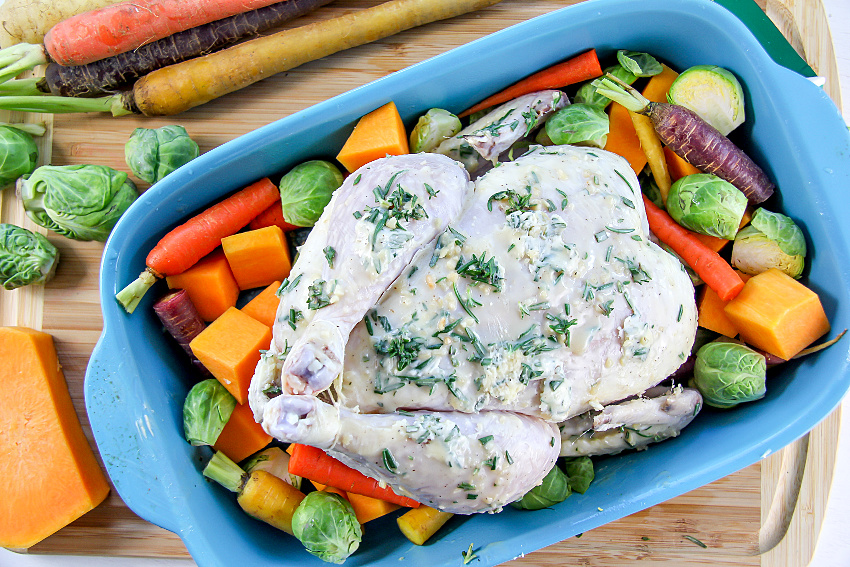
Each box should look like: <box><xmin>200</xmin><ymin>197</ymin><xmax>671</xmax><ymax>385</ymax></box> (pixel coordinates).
<box><xmin>323</xmin><ymin>245</ymin><xmax>336</xmax><ymax>268</ymax></box>
<box><xmin>307</xmin><ymin>279</ymin><xmax>332</xmax><ymax>309</ymax></box>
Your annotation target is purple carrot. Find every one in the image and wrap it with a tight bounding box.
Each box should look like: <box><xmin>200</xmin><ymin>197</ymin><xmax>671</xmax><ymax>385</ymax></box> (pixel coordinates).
<box><xmin>153</xmin><ymin>289</ymin><xmax>210</xmax><ymax>375</ymax></box>
<box><xmin>596</xmin><ymin>74</ymin><xmax>775</xmax><ymax>204</ymax></box>
<box><xmin>37</xmin><ymin>0</ymin><xmax>335</xmax><ymax>98</ymax></box>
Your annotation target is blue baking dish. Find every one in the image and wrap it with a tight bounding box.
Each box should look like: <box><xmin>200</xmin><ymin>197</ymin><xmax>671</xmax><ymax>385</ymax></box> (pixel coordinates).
<box><xmin>84</xmin><ymin>0</ymin><xmax>850</xmax><ymax>565</ymax></box>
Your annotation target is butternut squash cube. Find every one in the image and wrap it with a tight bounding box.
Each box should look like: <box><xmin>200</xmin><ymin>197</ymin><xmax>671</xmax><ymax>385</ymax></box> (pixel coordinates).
<box><xmin>213</xmin><ymin>401</ymin><xmax>272</xmax><ymax>463</ymax></box>
<box><xmin>0</xmin><ymin>327</ymin><xmax>110</xmax><ymax>549</ymax></box>
<box><xmin>724</xmin><ymin>268</ymin><xmax>830</xmax><ymax>360</ymax></box>
<box><xmin>336</xmin><ymin>101</ymin><xmax>409</xmax><ymax>173</ymax></box>
<box><xmin>347</xmin><ymin>491</ymin><xmax>401</xmax><ymax>524</ymax></box>
<box><xmin>166</xmin><ymin>248</ymin><xmax>239</xmax><ymax>322</ymax></box>
<box><xmin>697</xmin><ymin>272</ymin><xmax>752</xmax><ymax>337</ymax></box>
<box><xmin>222</xmin><ymin>226</ymin><xmax>292</xmax><ymax>290</ymax></box>
<box><xmin>240</xmin><ymin>280</ymin><xmax>282</xmax><ymax>329</ymax></box>
<box><xmin>190</xmin><ymin>307</ymin><xmax>272</xmax><ymax>404</ymax></box>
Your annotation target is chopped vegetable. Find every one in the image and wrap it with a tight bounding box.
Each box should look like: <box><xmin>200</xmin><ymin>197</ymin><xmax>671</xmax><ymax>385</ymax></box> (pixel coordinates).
<box><xmin>240</xmin><ymin>280</ymin><xmax>282</xmax><ymax>328</ymax></box>
<box><xmin>165</xmin><ymin>249</ymin><xmax>240</xmax><ymax>322</ymax></box>
<box><xmin>203</xmin><ymin>450</ymin><xmax>305</xmax><ymax>535</ymax></box>
<box><xmin>336</xmin><ymin>102</ymin><xmax>409</xmax><ymax>173</ymax></box>
<box><xmin>279</xmin><ymin>160</ymin><xmax>344</xmax><ymax>227</ymax></box>
<box><xmin>410</xmin><ymin>108</ymin><xmax>462</xmax><ymax>153</ymax></box>
<box><xmin>563</xmin><ymin>456</ymin><xmax>594</xmax><ymax>494</ymax></box>
<box><xmin>0</xmin><ymin>124</ymin><xmax>38</xmax><ymax>187</ymax></box>
<box><xmin>664</xmin><ymin>145</ymin><xmax>701</xmax><ymax>181</ymax></box>
<box><xmin>0</xmin><ymin>327</ymin><xmax>110</xmax><ymax>549</ymax></box>
<box><xmin>345</xmin><ymin>492</ymin><xmax>400</xmax><ymax>524</ymax></box>
<box><xmin>544</xmin><ymin>103</ymin><xmax>609</xmax><ymax>148</ymax></box>
<box><xmin>731</xmin><ymin>208</ymin><xmax>806</xmax><ymax>279</ymax></box>
<box><xmin>124</xmin><ymin>125</ymin><xmax>199</xmax><ymax>184</ymax></box>
<box><xmin>511</xmin><ymin>463</ymin><xmax>570</xmax><ymax>510</ymax></box>
<box><xmin>212</xmin><ymin>400</ymin><xmax>273</xmax><ymax>463</ymax></box>
<box><xmin>152</xmin><ymin>289</ymin><xmax>210</xmax><ymax>373</ymax></box>
<box><xmin>616</xmin><ymin>50</ymin><xmax>662</xmax><ymax>77</ymax></box>
<box><xmin>39</xmin><ymin>0</ymin><xmax>334</xmax><ymax>97</ymax></box>
<box><xmin>288</xmin><ymin>443</ymin><xmax>420</xmax><ymax>507</ymax></box>
<box><xmin>693</xmin><ymin>341</ymin><xmax>766</xmax><ymax>409</ymax></box>
<box><xmin>0</xmin><ymin>223</ymin><xmax>58</xmax><ymax>290</ymax></box>
<box><xmin>724</xmin><ymin>268</ymin><xmax>830</xmax><ymax>360</ymax></box>
<box><xmin>292</xmin><ymin>491</ymin><xmax>362</xmax><ymax>564</ymax></box>
<box><xmin>244</xmin><ymin>446</ymin><xmax>301</xmax><ymax>490</ymax></box>
<box><xmin>458</xmin><ymin>48</ymin><xmax>602</xmax><ymax>118</ymax></box>
<box><xmin>595</xmin><ymin>74</ymin><xmax>775</xmax><ymax>204</ymax></box>
<box><xmin>667</xmin><ymin>65</ymin><xmax>745</xmax><ymax>136</ymax></box>
<box><xmin>642</xmin><ymin>194</ymin><xmax>745</xmax><ymax>301</ymax></box>
<box><xmin>222</xmin><ymin>225</ymin><xmax>292</xmax><ymax>290</ymax></box>
<box><xmin>574</xmin><ymin>63</ymin><xmax>637</xmax><ymax>109</ymax></box>
<box><xmin>248</xmin><ymin>201</ymin><xmax>300</xmax><ymax>233</ymax></box>
<box><xmin>696</xmin><ymin>274</ymin><xmax>752</xmax><ymax>338</ymax></box>
<box><xmin>182</xmin><ymin>379</ymin><xmax>236</xmax><ymax>446</ymax></box>
<box><xmin>17</xmin><ymin>164</ymin><xmax>137</xmax><ymax>241</ymax></box>
<box><xmin>116</xmin><ymin>177</ymin><xmax>279</xmax><ymax>313</ymax></box>
<box><xmin>666</xmin><ymin>173</ymin><xmax>747</xmax><ymax>240</ymax></box>
<box><xmin>189</xmin><ymin>307</ymin><xmax>272</xmax><ymax>404</ymax></box>
<box><xmin>397</xmin><ymin>505</ymin><xmax>454</xmax><ymax>545</ymax></box>
<box><xmin>605</xmin><ymin>102</ymin><xmax>647</xmax><ymax>174</ymax></box>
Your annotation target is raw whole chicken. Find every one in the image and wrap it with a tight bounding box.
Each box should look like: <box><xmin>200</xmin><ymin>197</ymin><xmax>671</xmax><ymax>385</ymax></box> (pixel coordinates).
<box><xmin>249</xmin><ymin>116</ymin><xmax>698</xmax><ymax>513</ymax></box>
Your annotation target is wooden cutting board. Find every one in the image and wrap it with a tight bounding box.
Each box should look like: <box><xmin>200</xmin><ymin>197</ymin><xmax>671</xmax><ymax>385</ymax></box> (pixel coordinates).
<box><xmin>0</xmin><ymin>0</ymin><xmax>842</xmax><ymax>564</ymax></box>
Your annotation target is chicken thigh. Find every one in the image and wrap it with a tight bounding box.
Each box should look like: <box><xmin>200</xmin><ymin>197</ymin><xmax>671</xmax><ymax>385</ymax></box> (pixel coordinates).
<box><xmin>250</xmin><ymin>143</ymin><xmax>697</xmax><ymax>513</ymax></box>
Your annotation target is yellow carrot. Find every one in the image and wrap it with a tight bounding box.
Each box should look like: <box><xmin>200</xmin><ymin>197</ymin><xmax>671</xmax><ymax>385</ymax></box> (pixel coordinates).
<box><xmin>397</xmin><ymin>505</ymin><xmax>454</xmax><ymax>545</ymax></box>
<box><xmin>629</xmin><ymin>110</ymin><xmax>671</xmax><ymax>203</ymax></box>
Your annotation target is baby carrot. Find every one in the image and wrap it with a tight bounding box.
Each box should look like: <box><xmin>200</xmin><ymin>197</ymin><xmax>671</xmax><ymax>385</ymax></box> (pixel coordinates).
<box><xmin>642</xmin><ymin>194</ymin><xmax>744</xmax><ymax>301</ymax></box>
<box><xmin>116</xmin><ymin>178</ymin><xmax>280</xmax><ymax>313</ymax></box>
<box><xmin>458</xmin><ymin>49</ymin><xmax>602</xmax><ymax>118</ymax></box>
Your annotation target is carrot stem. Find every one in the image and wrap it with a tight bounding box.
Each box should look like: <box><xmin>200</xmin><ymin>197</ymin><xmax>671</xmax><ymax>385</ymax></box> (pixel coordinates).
<box><xmin>458</xmin><ymin>49</ymin><xmax>602</xmax><ymax>118</ymax></box>
<box><xmin>0</xmin><ymin>93</ymin><xmax>131</xmax><ymax>116</ymax></box>
<box><xmin>0</xmin><ymin>43</ymin><xmax>47</xmax><ymax>84</ymax></box>
<box><xmin>642</xmin><ymin>194</ymin><xmax>744</xmax><ymax>301</ymax></box>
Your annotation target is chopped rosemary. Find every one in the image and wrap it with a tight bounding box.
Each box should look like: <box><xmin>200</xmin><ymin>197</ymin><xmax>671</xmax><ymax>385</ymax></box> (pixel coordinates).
<box><xmin>323</xmin><ymin>245</ymin><xmax>336</xmax><ymax>268</ymax></box>
<box><xmin>455</xmin><ymin>252</ymin><xmax>503</xmax><ymax>291</ymax></box>
<box><xmin>382</xmin><ymin>448</ymin><xmax>398</xmax><ymax>473</ymax></box>
<box><xmin>683</xmin><ymin>535</ymin><xmax>707</xmax><ymax>548</ymax></box>
<box><xmin>478</xmin><ymin>435</ymin><xmax>494</xmax><ymax>446</ymax></box>
<box><xmin>307</xmin><ymin>279</ymin><xmax>332</xmax><ymax>309</ymax></box>
<box><xmin>276</xmin><ymin>273</ymin><xmax>302</xmax><ymax>296</ymax></box>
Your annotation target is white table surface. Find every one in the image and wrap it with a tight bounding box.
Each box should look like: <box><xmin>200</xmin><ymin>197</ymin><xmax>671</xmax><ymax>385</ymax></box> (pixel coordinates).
<box><xmin>3</xmin><ymin>1</ymin><xmax>849</xmax><ymax>566</ymax></box>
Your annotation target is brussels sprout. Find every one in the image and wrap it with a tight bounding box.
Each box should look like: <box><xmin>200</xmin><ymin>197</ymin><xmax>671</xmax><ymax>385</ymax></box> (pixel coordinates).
<box><xmin>279</xmin><ymin>160</ymin><xmax>344</xmax><ymax>227</ymax></box>
<box><xmin>510</xmin><ymin>463</ymin><xmax>571</xmax><ymax>510</ymax></box>
<box><xmin>666</xmin><ymin>173</ymin><xmax>747</xmax><ymax>240</ymax></box>
<box><xmin>292</xmin><ymin>491</ymin><xmax>362</xmax><ymax>564</ymax></box>
<box><xmin>0</xmin><ymin>223</ymin><xmax>58</xmax><ymax>290</ymax></box>
<box><xmin>574</xmin><ymin>64</ymin><xmax>638</xmax><ymax>110</ymax></box>
<box><xmin>667</xmin><ymin>65</ymin><xmax>745</xmax><ymax>136</ymax></box>
<box><xmin>0</xmin><ymin>125</ymin><xmax>38</xmax><ymax>188</ymax></box>
<box><xmin>616</xmin><ymin>50</ymin><xmax>663</xmax><ymax>77</ymax></box>
<box><xmin>563</xmin><ymin>456</ymin><xmax>594</xmax><ymax>494</ymax></box>
<box><xmin>693</xmin><ymin>342</ymin><xmax>766</xmax><ymax>409</ymax></box>
<box><xmin>410</xmin><ymin>108</ymin><xmax>462</xmax><ymax>153</ymax></box>
<box><xmin>544</xmin><ymin>103</ymin><xmax>609</xmax><ymax>148</ymax></box>
<box><xmin>731</xmin><ymin>208</ymin><xmax>806</xmax><ymax>279</ymax></box>
<box><xmin>17</xmin><ymin>164</ymin><xmax>138</xmax><ymax>241</ymax></box>
<box><xmin>183</xmin><ymin>379</ymin><xmax>237</xmax><ymax>446</ymax></box>
<box><xmin>124</xmin><ymin>125</ymin><xmax>200</xmax><ymax>184</ymax></box>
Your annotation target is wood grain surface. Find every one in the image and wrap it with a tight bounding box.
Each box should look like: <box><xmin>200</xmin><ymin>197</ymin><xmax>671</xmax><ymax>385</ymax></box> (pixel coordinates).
<box><xmin>0</xmin><ymin>0</ymin><xmax>842</xmax><ymax>565</ymax></box>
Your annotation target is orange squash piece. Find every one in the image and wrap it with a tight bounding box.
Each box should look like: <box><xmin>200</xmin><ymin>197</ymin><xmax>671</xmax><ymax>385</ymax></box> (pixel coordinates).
<box><xmin>346</xmin><ymin>491</ymin><xmax>401</xmax><ymax>524</ymax></box>
<box><xmin>336</xmin><ymin>101</ymin><xmax>409</xmax><ymax>173</ymax></box>
<box><xmin>166</xmin><ymin>248</ymin><xmax>239</xmax><ymax>322</ymax></box>
<box><xmin>222</xmin><ymin>226</ymin><xmax>292</xmax><ymax>290</ymax></box>
<box><xmin>0</xmin><ymin>327</ymin><xmax>110</xmax><ymax>549</ymax></box>
<box><xmin>241</xmin><ymin>280</ymin><xmax>282</xmax><ymax>328</ymax></box>
<box><xmin>697</xmin><ymin>272</ymin><xmax>752</xmax><ymax>337</ymax></box>
<box><xmin>724</xmin><ymin>268</ymin><xmax>831</xmax><ymax>360</ymax></box>
<box><xmin>604</xmin><ymin>102</ymin><xmax>647</xmax><ymax>174</ymax></box>
<box><xmin>212</xmin><ymin>401</ymin><xmax>272</xmax><ymax>463</ymax></box>
<box><xmin>189</xmin><ymin>307</ymin><xmax>272</xmax><ymax>404</ymax></box>
<box><xmin>664</xmin><ymin>146</ymin><xmax>701</xmax><ymax>181</ymax></box>
<box><xmin>641</xmin><ymin>64</ymin><xmax>679</xmax><ymax>103</ymax></box>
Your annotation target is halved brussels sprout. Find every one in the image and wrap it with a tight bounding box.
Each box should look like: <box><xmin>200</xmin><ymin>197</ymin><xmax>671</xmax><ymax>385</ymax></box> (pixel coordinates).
<box><xmin>731</xmin><ymin>208</ymin><xmax>806</xmax><ymax>278</ymax></box>
<box><xmin>292</xmin><ymin>491</ymin><xmax>362</xmax><ymax>564</ymax></box>
<box><xmin>544</xmin><ymin>103</ymin><xmax>609</xmax><ymax>148</ymax></box>
<box><xmin>666</xmin><ymin>173</ymin><xmax>747</xmax><ymax>240</ymax></box>
<box><xmin>279</xmin><ymin>160</ymin><xmax>344</xmax><ymax>227</ymax></box>
<box><xmin>693</xmin><ymin>341</ymin><xmax>766</xmax><ymax>409</ymax></box>
<box><xmin>667</xmin><ymin>65</ymin><xmax>745</xmax><ymax>136</ymax></box>
<box><xmin>410</xmin><ymin>108</ymin><xmax>462</xmax><ymax>153</ymax></box>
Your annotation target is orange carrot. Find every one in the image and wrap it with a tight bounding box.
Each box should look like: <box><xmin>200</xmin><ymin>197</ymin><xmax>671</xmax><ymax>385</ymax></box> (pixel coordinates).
<box><xmin>642</xmin><ymin>194</ymin><xmax>744</xmax><ymax>301</ymax></box>
<box><xmin>248</xmin><ymin>202</ymin><xmax>300</xmax><ymax>233</ymax></box>
<box><xmin>44</xmin><ymin>0</ymin><xmax>286</xmax><ymax>66</ymax></box>
<box><xmin>288</xmin><ymin>444</ymin><xmax>420</xmax><ymax>508</ymax></box>
<box><xmin>458</xmin><ymin>49</ymin><xmax>602</xmax><ymax>118</ymax></box>
<box><xmin>116</xmin><ymin>178</ymin><xmax>280</xmax><ymax>313</ymax></box>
